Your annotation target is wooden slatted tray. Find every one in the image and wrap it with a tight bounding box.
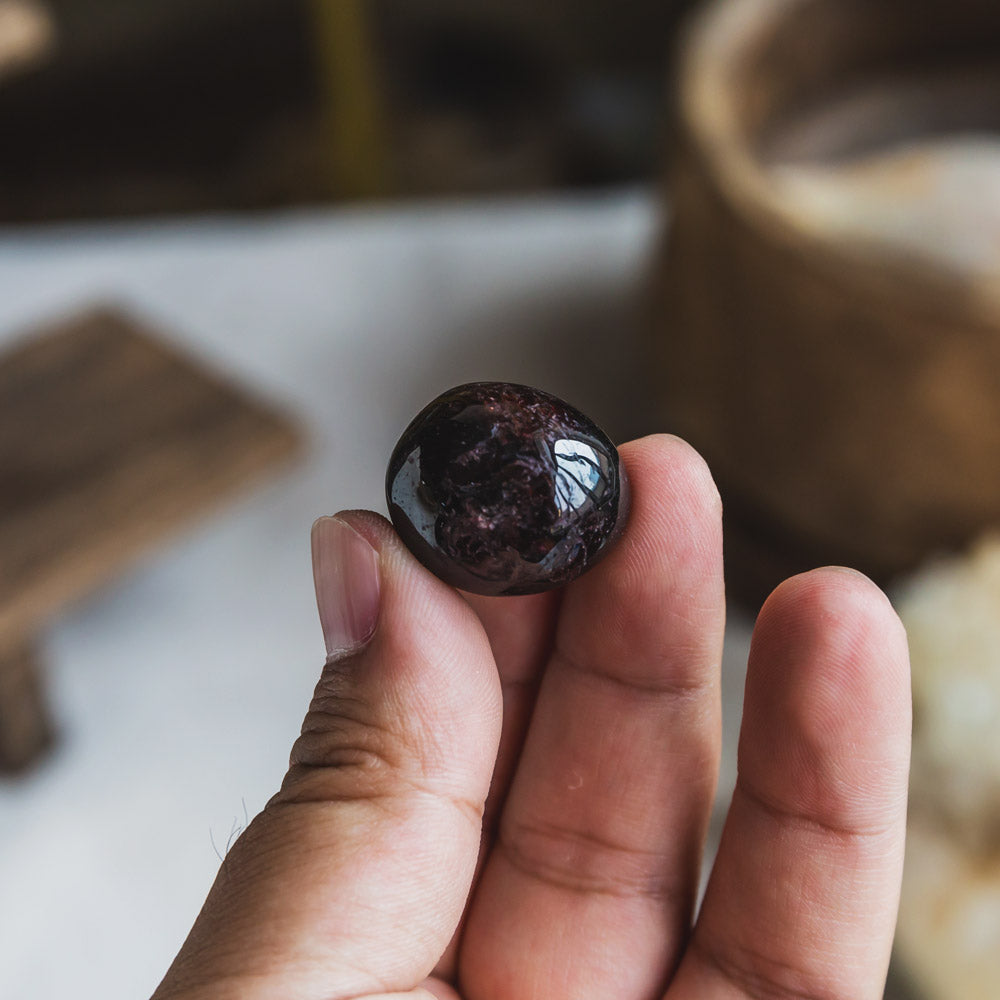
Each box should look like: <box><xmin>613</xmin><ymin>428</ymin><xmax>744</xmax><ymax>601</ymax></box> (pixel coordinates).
<box><xmin>0</xmin><ymin>307</ymin><xmax>302</xmax><ymax>772</ymax></box>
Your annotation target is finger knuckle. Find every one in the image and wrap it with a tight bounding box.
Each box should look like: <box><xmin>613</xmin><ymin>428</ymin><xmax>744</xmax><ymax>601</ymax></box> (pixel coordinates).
<box><xmin>283</xmin><ymin>689</ymin><xmax>410</xmax><ymax>803</ymax></box>
<box><xmin>694</xmin><ymin>936</ymin><xmax>848</xmax><ymax>1000</ymax></box>
<box><xmin>500</xmin><ymin>817</ymin><xmax>681</xmax><ymax>902</ymax></box>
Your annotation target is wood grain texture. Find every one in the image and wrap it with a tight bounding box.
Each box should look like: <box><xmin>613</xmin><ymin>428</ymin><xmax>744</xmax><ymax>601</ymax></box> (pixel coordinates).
<box><xmin>0</xmin><ymin>306</ymin><xmax>302</xmax><ymax>770</ymax></box>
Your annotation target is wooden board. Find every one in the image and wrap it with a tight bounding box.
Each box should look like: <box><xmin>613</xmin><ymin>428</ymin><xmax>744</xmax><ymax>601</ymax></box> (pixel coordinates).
<box><xmin>0</xmin><ymin>307</ymin><xmax>302</xmax><ymax>770</ymax></box>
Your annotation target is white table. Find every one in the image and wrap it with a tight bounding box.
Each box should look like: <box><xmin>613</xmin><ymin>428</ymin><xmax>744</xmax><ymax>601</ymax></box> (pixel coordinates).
<box><xmin>0</xmin><ymin>191</ymin><xmax>755</xmax><ymax>1000</ymax></box>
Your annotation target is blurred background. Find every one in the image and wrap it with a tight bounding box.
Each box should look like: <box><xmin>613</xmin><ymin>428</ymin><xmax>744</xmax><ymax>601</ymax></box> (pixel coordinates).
<box><xmin>1</xmin><ymin>1</ymin><xmax>998</xmax><ymax>997</ymax></box>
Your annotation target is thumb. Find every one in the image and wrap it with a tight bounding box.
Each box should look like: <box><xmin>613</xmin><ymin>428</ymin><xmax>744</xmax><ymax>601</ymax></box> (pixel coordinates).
<box><xmin>153</xmin><ymin>512</ymin><xmax>502</xmax><ymax>1000</ymax></box>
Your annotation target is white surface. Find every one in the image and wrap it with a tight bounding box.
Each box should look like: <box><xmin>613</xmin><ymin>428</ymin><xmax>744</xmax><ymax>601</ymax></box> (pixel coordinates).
<box><xmin>0</xmin><ymin>191</ymin><xmax>752</xmax><ymax>1000</ymax></box>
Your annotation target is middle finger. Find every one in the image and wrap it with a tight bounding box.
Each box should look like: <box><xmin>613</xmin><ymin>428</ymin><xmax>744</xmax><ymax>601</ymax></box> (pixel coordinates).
<box><xmin>460</xmin><ymin>434</ymin><xmax>726</xmax><ymax>1000</ymax></box>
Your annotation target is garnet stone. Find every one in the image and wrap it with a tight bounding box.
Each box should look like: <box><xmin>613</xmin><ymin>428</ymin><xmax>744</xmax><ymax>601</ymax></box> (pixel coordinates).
<box><xmin>386</xmin><ymin>382</ymin><xmax>628</xmax><ymax>596</ymax></box>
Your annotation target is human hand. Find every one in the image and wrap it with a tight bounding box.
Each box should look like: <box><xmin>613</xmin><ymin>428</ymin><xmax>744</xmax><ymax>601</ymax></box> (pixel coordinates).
<box><xmin>152</xmin><ymin>435</ymin><xmax>911</xmax><ymax>1000</ymax></box>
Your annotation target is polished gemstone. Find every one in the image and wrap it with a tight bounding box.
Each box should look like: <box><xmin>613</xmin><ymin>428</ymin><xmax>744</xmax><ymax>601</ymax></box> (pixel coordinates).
<box><xmin>386</xmin><ymin>381</ymin><xmax>628</xmax><ymax>596</ymax></box>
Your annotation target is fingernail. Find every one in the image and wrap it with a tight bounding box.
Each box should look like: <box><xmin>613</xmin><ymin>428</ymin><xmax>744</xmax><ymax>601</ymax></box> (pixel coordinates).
<box><xmin>311</xmin><ymin>516</ymin><xmax>381</xmax><ymax>660</ymax></box>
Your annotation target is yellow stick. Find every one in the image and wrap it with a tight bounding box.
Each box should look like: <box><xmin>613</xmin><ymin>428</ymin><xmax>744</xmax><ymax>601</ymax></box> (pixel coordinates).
<box><xmin>308</xmin><ymin>0</ymin><xmax>390</xmax><ymax>199</ymax></box>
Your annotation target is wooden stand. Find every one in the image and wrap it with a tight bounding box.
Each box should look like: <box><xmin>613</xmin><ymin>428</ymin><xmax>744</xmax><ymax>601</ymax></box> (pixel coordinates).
<box><xmin>0</xmin><ymin>641</ymin><xmax>51</xmax><ymax>772</ymax></box>
<box><xmin>0</xmin><ymin>307</ymin><xmax>301</xmax><ymax>773</ymax></box>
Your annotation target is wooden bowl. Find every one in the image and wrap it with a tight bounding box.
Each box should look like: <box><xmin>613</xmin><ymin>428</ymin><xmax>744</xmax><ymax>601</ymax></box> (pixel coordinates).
<box><xmin>653</xmin><ymin>0</ymin><xmax>1000</xmax><ymax>602</ymax></box>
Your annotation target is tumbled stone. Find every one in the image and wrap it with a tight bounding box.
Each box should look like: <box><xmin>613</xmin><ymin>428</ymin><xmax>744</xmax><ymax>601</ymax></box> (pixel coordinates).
<box><xmin>385</xmin><ymin>381</ymin><xmax>628</xmax><ymax>596</ymax></box>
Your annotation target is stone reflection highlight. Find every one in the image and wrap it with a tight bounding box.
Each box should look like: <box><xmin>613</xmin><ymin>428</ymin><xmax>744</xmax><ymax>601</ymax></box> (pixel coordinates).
<box><xmin>553</xmin><ymin>439</ymin><xmax>611</xmax><ymax>514</ymax></box>
<box><xmin>385</xmin><ymin>382</ymin><xmax>628</xmax><ymax>596</ymax></box>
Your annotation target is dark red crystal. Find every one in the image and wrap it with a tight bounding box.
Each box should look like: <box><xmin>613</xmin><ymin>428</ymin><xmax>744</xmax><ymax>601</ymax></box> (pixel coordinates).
<box><xmin>386</xmin><ymin>382</ymin><xmax>628</xmax><ymax>596</ymax></box>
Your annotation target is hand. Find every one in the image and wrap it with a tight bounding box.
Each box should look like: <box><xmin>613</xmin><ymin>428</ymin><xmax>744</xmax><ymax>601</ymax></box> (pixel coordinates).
<box><xmin>152</xmin><ymin>435</ymin><xmax>911</xmax><ymax>1000</ymax></box>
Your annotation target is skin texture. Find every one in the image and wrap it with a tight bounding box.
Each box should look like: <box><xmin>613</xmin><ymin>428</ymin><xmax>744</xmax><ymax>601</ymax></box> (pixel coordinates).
<box><xmin>152</xmin><ymin>434</ymin><xmax>911</xmax><ymax>1000</ymax></box>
